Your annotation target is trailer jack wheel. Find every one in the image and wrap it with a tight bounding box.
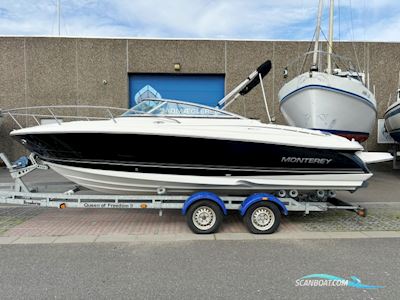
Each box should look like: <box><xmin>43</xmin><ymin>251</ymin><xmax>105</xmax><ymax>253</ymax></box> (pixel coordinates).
<box><xmin>244</xmin><ymin>202</ymin><xmax>281</xmax><ymax>234</ymax></box>
<box><xmin>186</xmin><ymin>200</ymin><xmax>223</xmax><ymax>234</ymax></box>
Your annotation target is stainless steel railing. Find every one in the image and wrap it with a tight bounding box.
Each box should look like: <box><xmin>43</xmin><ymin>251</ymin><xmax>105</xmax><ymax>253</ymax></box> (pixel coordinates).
<box><xmin>284</xmin><ymin>50</ymin><xmax>364</xmax><ymax>81</ymax></box>
<box><xmin>2</xmin><ymin>105</ymin><xmax>128</xmax><ymax>129</ymax></box>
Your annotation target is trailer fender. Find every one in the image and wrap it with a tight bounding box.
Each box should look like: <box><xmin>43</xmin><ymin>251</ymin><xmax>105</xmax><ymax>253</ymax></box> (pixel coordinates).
<box><xmin>182</xmin><ymin>192</ymin><xmax>227</xmax><ymax>216</ymax></box>
<box><xmin>239</xmin><ymin>193</ymin><xmax>288</xmax><ymax>216</ymax></box>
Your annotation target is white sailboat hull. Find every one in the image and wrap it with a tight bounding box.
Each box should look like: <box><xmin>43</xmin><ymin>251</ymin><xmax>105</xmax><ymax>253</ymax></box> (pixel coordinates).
<box><xmin>384</xmin><ymin>101</ymin><xmax>400</xmax><ymax>142</ymax></box>
<box><xmin>47</xmin><ymin>162</ymin><xmax>372</xmax><ymax>195</ymax></box>
<box><xmin>279</xmin><ymin>72</ymin><xmax>377</xmax><ymax>142</ymax></box>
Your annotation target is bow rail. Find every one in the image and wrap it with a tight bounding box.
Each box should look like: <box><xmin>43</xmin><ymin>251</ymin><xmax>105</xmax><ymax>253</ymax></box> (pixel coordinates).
<box><xmin>2</xmin><ymin>105</ymin><xmax>128</xmax><ymax>129</ymax></box>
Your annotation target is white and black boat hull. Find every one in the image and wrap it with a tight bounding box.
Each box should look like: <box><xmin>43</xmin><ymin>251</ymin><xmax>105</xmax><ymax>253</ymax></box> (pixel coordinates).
<box><xmin>279</xmin><ymin>72</ymin><xmax>377</xmax><ymax>142</ymax></box>
<box><xmin>384</xmin><ymin>101</ymin><xmax>400</xmax><ymax>143</ymax></box>
<box><xmin>11</xmin><ymin>115</ymin><xmax>374</xmax><ymax>195</ymax></box>
<box><xmin>47</xmin><ymin>161</ymin><xmax>372</xmax><ymax>195</ymax></box>
<box><xmin>13</xmin><ymin>129</ymin><xmax>372</xmax><ymax>195</ymax></box>
<box><xmin>13</xmin><ymin>131</ymin><xmax>369</xmax><ymax>176</ymax></box>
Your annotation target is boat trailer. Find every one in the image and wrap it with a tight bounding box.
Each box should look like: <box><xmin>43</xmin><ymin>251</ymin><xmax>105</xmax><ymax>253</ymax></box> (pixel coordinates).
<box><xmin>0</xmin><ymin>153</ymin><xmax>366</xmax><ymax>234</ymax></box>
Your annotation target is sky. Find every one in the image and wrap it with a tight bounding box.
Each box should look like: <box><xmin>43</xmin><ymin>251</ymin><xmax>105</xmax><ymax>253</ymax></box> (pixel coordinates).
<box><xmin>0</xmin><ymin>0</ymin><xmax>399</xmax><ymax>41</ymax></box>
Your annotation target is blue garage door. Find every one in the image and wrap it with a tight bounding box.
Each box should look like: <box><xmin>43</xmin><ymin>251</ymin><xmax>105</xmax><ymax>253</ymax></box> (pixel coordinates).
<box><xmin>129</xmin><ymin>74</ymin><xmax>225</xmax><ymax>108</ymax></box>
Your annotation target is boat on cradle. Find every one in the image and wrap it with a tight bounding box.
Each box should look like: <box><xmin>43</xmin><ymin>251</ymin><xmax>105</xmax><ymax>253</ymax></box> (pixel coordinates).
<box><xmin>384</xmin><ymin>75</ymin><xmax>400</xmax><ymax>142</ymax></box>
<box><xmin>278</xmin><ymin>0</ymin><xmax>376</xmax><ymax>142</ymax></box>
<box><xmin>8</xmin><ymin>60</ymin><xmax>391</xmax><ymax>196</ymax></box>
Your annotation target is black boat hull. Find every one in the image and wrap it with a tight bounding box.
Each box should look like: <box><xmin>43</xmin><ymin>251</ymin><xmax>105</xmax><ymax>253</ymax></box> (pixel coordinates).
<box><xmin>13</xmin><ymin>133</ymin><xmax>369</xmax><ymax>176</ymax></box>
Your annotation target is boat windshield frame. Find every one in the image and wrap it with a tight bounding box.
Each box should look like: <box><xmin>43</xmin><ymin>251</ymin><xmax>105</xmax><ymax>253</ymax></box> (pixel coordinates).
<box><xmin>121</xmin><ymin>98</ymin><xmax>244</xmax><ymax>119</ymax></box>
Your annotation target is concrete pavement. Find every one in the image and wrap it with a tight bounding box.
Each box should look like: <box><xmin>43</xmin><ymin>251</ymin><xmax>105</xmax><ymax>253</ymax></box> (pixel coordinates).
<box><xmin>0</xmin><ymin>239</ymin><xmax>398</xmax><ymax>299</ymax></box>
<box><xmin>1</xmin><ymin>230</ymin><xmax>400</xmax><ymax>245</ymax></box>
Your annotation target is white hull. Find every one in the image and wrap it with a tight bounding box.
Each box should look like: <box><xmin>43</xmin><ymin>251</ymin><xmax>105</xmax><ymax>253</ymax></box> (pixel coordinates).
<box><xmin>47</xmin><ymin>162</ymin><xmax>372</xmax><ymax>195</ymax></box>
<box><xmin>279</xmin><ymin>72</ymin><xmax>377</xmax><ymax>141</ymax></box>
<box><xmin>11</xmin><ymin>116</ymin><xmax>363</xmax><ymax>151</ymax></box>
<box><xmin>384</xmin><ymin>101</ymin><xmax>400</xmax><ymax>142</ymax></box>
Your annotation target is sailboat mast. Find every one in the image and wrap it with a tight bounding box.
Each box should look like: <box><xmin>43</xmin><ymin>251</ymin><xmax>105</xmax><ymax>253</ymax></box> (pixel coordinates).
<box><xmin>327</xmin><ymin>0</ymin><xmax>334</xmax><ymax>74</ymax></box>
<box><xmin>57</xmin><ymin>0</ymin><xmax>61</xmax><ymax>36</ymax></box>
<box><xmin>312</xmin><ymin>0</ymin><xmax>324</xmax><ymax>69</ymax></box>
<box><xmin>397</xmin><ymin>71</ymin><xmax>400</xmax><ymax>101</ymax></box>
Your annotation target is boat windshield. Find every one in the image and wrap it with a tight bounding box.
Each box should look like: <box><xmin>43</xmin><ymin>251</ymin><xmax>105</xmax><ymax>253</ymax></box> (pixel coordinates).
<box><xmin>122</xmin><ymin>99</ymin><xmax>239</xmax><ymax>118</ymax></box>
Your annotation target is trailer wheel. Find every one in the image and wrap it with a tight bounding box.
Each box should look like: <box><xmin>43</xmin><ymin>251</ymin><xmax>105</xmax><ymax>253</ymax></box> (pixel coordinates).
<box><xmin>186</xmin><ymin>200</ymin><xmax>223</xmax><ymax>234</ymax></box>
<box><xmin>244</xmin><ymin>202</ymin><xmax>281</xmax><ymax>234</ymax></box>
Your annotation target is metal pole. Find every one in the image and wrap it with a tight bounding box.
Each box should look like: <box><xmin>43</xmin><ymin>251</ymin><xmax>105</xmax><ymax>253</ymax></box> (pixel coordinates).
<box><xmin>312</xmin><ymin>0</ymin><xmax>324</xmax><ymax>69</ymax></box>
<box><xmin>259</xmin><ymin>73</ymin><xmax>271</xmax><ymax>123</ymax></box>
<box><xmin>57</xmin><ymin>0</ymin><xmax>61</xmax><ymax>36</ymax></box>
<box><xmin>7</xmin><ymin>112</ymin><xmax>23</xmax><ymax>129</ymax></box>
<box><xmin>47</xmin><ymin>108</ymin><xmax>61</xmax><ymax>125</ymax></box>
<box><xmin>107</xmin><ymin>109</ymin><xmax>117</xmax><ymax>123</ymax></box>
<box><xmin>327</xmin><ymin>0</ymin><xmax>334</xmax><ymax>74</ymax></box>
<box><xmin>397</xmin><ymin>71</ymin><xmax>400</xmax><ymax>101</ymax></box>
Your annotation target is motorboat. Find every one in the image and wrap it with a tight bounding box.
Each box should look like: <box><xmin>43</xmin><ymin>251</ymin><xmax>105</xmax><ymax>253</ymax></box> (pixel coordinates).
<box><xmin>7</xmin><ymin>60</ymin><xmax>390</xmax><ymax>196</ymax></box>
<box><xmin>384</xmin><ymin>84</ymin><xmax>400</xmax><ymax>142</ymax></box>
<box><xmin>278</xmin><ymin>0</ymin><xmax>376</xmax><ymax>142</ymax></box>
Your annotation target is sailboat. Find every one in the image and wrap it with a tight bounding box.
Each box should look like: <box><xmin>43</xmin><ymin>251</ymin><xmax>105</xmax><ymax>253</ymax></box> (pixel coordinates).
<box><xmin>278</xmin><ymin>0</ymin><xmax>377</xmax><ymax>142</ymax></box>
<box><xmin>384</xmin><ymin>74</ymin><xmax>400</xmax><ymax>142</ymax></box>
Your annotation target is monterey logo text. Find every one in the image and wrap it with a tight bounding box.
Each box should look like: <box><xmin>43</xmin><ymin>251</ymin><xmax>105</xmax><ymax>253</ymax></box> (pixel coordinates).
<box><xmin>281</xmin><ymin>157</ymin><xmax>332</xmax><ymax>164</ymax></box>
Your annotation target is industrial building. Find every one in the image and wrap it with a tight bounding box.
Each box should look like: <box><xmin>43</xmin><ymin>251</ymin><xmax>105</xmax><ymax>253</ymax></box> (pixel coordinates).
<box><xmin>0</xmin><ymin>36</ymin><xmax>399</xmax><ymax>159</ymax></box>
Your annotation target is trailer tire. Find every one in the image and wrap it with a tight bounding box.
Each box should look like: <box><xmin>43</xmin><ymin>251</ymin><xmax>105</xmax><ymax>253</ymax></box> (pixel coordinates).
<box><xmin>186</xmin><ymin>200</ymin><xmax>223</xmax><ymax>234</ymax></box>
<box><xmin>244</xmin><ymin>202</ymin><xmax>281</xmax><ymax>234</ymax></box>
